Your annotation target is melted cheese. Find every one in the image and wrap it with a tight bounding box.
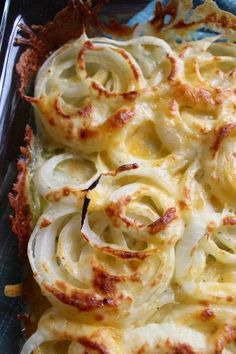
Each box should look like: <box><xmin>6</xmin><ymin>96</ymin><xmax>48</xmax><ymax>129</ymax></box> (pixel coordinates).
<box><xmin>19</xmin><ymin>1</ymin><xmax>236</xmax><ymax>353</ymax></box>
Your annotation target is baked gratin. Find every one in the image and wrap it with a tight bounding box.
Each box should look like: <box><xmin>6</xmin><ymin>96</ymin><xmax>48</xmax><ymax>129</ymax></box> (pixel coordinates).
<box><xmin>6</xmin><ymin>0</ymin><xmax>236</xmax><ymax>353</ymax></box>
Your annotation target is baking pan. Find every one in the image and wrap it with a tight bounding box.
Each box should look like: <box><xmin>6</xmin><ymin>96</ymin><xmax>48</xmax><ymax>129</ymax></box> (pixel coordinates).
<box><xmin>0</xmin><ymin>1</ymin><xmax>235</xmax><ymax>353</ymax></box>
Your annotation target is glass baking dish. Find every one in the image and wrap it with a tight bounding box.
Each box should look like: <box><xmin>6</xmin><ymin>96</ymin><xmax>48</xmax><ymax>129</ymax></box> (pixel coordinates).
<box><xmin>0</xmin><ymin>1</ymin><xmax>235</xmax><ymax>353</ymax></box>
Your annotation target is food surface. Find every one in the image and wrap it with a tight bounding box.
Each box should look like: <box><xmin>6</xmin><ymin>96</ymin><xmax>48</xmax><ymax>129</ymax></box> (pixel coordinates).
<box><xmin>8</xmin><ymin>0</ymin><xmax>236</xmax><ymax>353</ymax></box>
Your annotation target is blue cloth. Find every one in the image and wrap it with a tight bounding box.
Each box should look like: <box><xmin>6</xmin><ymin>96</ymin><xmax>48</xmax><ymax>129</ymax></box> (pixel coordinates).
<box><xmin>0</xmin><ymin>1</ymin><xmax>235</xmax><ymax>353</ymax></box>
<box><xmin>128</xmin><ymin>0</ymin><xmax>236</xmax><ymax>25</ymax></box>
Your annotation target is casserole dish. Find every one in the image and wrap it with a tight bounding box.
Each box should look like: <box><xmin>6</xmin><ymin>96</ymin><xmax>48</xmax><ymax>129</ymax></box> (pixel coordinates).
<box><xmin>0</xmin><ymin>1</ymin><xmax>235</xmax><ymax>353</ymax></box>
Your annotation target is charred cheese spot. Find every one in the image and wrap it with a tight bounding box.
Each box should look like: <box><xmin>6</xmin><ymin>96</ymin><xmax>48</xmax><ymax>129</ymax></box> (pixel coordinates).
<box><xmin>212</xmin><ymin>123</ymin><xmax>236</xmax><ymax>155</ymax></box>
<box><xmin>148</xmin><ymin>208</ymin><xmax>177</xmax><ymax>234</ymax></box>
<box><xmin>108</xmin><ymin>109</ymin><xmax>135</xmax><ymax>129</ymax></box>
<box><xmin>44</xmin><ymin>283</ymin><xmax>117</xmax><ymax>312</ymax></box>
<box><xmin>199</xmin><ymin>308</ymin><xmax>215</xmax><ymax>321</ymax></box>
<box><xmin>92</xmin><ymin>266</ymin><xmax>121</xmax><ymax>296</ymax></box>
<box><xmin>78</xmin><ymin>338</ymin><xmax>111</xmax><ymax>354</ymax></box>
<box><xmin>40</xmin><ymin>219</ymin><xmax>52</xmax><ymax>228</ymax></box>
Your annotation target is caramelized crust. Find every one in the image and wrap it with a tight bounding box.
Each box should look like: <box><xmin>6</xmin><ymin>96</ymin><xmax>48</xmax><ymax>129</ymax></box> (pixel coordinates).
<box><xmin>148</xmin><ymin>208</ymin><xmax>177</xmax><ymax>234</ymax></box>
<box><xmin>8</xmin><ymin>125</ymin><xmax>33</xmax><ymax>255</ymax></box>
<box><xmin>212</xmin><ymin>123</ymin><xmax>236</xmax><ymax>155</ymax></box>
<box><xmin>44</xmin><ymin>283</ymin><xmax>117</xmax><ymax>311</ymax></box>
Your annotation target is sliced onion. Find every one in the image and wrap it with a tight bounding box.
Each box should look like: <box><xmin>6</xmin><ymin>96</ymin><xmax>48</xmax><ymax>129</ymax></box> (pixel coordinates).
<box><xmin>123</xmin><ymin>322</ymin><xmax>206</xmax><ymax>353</ymax></box>
<box><xmin>202</xmin><ymin>126</ymin><xmax>236</xmax><ymax>208</ymax></box>
<box><xmin>20</xmin><ymin>331</ymin><xmax>47</xmax><ymax>354</ymax></box>
<box><xmin>93</xmin><ymin>36</ymin><xmax>174</xmax><ymax>55</ymax></box>
<box><xmin>33</xmin><ymin>153</ymin><xmax>101</xmax><ymax>202</ymax></box>
<box><xmin>93</xmin><ymin>35</ymin><xmax>183</xmax><ymax>82</ymax></box>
